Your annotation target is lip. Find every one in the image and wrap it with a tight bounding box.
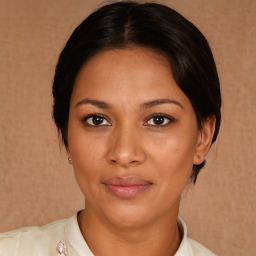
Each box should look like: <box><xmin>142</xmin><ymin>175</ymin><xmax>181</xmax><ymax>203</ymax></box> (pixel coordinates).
<box><xmin>103</xmin><ymin>176</ymin><xmax>152</xmax><ymax>199</ymax></box>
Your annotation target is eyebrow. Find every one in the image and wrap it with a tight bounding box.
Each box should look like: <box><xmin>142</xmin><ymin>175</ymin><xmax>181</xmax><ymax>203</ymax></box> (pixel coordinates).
<box><xmin>75</xmin><ymin>98</ymin><xmax>112</xmax><ymax>109</ymax></box>
<box><xmin>75</xmin><ymin>98</ymin><xmax>184</xmax><ymax>110</ymax></box>
<box><xmin>141</xmin><ymin>98</ymin><xmax>184</xmax><ymax>110</ymax></box>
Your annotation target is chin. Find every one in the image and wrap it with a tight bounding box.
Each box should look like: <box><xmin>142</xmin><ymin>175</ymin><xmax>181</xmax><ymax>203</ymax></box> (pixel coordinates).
<box><xmin>97</xmin><ymin>201</ymin><xmax>154</xmax><ymax>229</ymax></box>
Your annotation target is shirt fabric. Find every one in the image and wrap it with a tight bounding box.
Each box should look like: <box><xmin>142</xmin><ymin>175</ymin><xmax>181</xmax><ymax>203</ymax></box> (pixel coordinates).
<box><xmin>0</xmin><ymin>214</ymin><xmax>216</xmax><ymax>256</ymax></box>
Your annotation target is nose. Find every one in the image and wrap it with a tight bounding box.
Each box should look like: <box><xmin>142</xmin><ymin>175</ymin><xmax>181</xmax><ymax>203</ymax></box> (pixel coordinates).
<box><xmin>106</xmin><ymin>125</ymin><xmax>146</xmax><ymax>168</ymax></box>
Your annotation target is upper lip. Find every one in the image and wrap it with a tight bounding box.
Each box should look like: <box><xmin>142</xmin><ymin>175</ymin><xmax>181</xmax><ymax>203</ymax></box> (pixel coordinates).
<box><xmin>103</xmin><ymin>176</ymin><xmax>152</xmax><ymax>186</ymax></box>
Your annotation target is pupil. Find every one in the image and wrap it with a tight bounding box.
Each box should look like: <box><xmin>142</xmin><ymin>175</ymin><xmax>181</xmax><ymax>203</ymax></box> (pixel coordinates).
<box><xmin>154</xmin><ymin>116</ymin><xmax>164</xmax><ymax>125</ymax></box>
<box><xmin>93</xmin><ymin>116</ymin><xmax>103</xmax><ymax>125</ymax></box>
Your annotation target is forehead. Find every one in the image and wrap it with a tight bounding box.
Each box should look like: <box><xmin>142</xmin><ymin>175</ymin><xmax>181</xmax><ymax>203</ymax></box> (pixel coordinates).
<box><xmin>71</xmin><ymin>47</ymin><xmax>190</xmax><ymax>108</ymax></box>
<box><xmin>76</xmin><ymin>47</ymin><xmax>172</xmax><ymax>80</ymax></box>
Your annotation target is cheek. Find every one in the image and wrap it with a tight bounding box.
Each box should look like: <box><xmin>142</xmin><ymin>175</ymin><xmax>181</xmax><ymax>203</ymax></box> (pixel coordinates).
<box><xmin>68</xmin><ymin>125</ymin><xmax>107</xmax><ymax>188</ymax></box>
<box><xmin>154</xmin><ymin>144</ymin><xmax>194</xmax><ymax>203</ymax></box>
<box><xmin>148</xmin><ymin>129</ymin><xmax>198</xmax><ymax>182</ymax></box>
<box><xmin>69</xmin><ymin>139</ymin><xmax>105</xmax><ymax>201</ymax></box>
<box><xmin>68</xmin><ymin>117</ymin><xmax>104</xmax><ymax>161</ymax></box>
<box><xmin>71</xmin><ymin>138</ymin><xmax>104</xmax><ymax>173</ymax></box>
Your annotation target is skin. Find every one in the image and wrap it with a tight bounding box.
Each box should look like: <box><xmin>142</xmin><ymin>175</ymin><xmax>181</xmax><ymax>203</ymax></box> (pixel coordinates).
<box><xmin>68</xmin><ymin>47</ymin><xmax>215</xmax><ymax>256</ymax></box>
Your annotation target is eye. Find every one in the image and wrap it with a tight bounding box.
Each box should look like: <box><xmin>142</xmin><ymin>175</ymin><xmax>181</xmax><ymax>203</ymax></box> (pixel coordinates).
<box><xmin>144</xmin><ymin>114</ymin><xmax>174</xmax><ymax>126</ymax></box>
<box><xmin>83</xmin><ymin>114</ymin><xmax>111</xmax><ymax>126</ymax></box>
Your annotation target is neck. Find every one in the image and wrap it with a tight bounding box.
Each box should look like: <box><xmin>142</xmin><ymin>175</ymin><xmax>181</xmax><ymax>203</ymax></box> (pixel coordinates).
<box><xmin>78</xmin><ymin>205</ymin><xmax>182</xmax><ymax>256</ymax></box>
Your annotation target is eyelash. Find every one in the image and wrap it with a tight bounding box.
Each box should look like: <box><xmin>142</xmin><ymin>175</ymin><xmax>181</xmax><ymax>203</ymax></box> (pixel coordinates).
<box><xmin>81</xmin><ymin>114</ymin><xmax>175</xmax><ymax>127</ymax></box>
<box><xmin>81</xmin><ymin>114</ymin><xmax>111</xmax><ymax>127</ymax></box>
<box><xmin>144</xmin><ymin>114</ymin><xmax>175</xmax><ymax>127</ymax></box>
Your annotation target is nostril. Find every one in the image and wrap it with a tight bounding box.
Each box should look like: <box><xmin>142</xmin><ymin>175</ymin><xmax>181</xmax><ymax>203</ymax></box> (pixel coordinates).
<box><xmin>106</xmin><ymin>139</ymin><xmax>146</xmax><ymax>167</ymax></box>
<box><xmin>109</xmin><ymin>157</ymin><xmax>139</xmax><ymax>167</ymax></box>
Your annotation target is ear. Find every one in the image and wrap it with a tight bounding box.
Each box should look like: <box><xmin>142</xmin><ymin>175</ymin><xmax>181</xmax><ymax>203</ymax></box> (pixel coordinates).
<box><xmin>193</xmin><ymin>115</ymin><xmax>216</xmax><ymax>165</ymax></box>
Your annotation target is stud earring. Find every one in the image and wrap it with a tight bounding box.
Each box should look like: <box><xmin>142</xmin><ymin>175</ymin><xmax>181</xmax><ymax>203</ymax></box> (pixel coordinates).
<box><xmin>68</xmin><ymin>157</ymin><xmax>72</xmax><ymax>164</ymax></box>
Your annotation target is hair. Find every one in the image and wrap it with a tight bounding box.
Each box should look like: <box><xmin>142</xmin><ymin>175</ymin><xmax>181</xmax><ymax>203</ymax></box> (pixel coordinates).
<box><xmin>52</xmin><ymin>1</ymin><xmax>221</xmax><ymax>183</ymax></box>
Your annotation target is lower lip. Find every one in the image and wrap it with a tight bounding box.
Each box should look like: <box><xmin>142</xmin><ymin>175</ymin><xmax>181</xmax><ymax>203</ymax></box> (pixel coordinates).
<box><xmin>105</xmin><ymin>184</ymin><xmax>151</xmax><ymax>199</ymax></box>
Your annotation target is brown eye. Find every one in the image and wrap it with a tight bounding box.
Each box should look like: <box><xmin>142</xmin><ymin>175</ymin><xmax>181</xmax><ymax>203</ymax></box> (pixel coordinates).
<box><xmin>152</xmin><ymin>116</ymin><xmax>165</xmax><ymax>125</ymax></box>
<box><xmin>92</xmin><ymin>115</ymin><xmax>104</xmax><ymax>125</ymax></box>
<box><xmin>145</xmin><ymin>115</ymin><xmax>173</xmax><ymax>126</ymax></box>
<box><xmin>85</xmin><ymin>115</ymin><xmax>111</xmax><ymax>126</ymax></box>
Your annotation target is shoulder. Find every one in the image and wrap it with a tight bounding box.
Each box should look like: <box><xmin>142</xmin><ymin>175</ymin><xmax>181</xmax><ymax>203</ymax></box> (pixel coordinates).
<box><xmin>175</xmin><ymin>217</ymin><xmax>217</xmax><ymax>256</ymax></box>
<box><xmin>0</xmin><ymin>216</ymin><xmax>73</xmax><ymax>256</ymax></box>
<box><xmin>188</xmin><ymin>238</ymin><xmax>216</xmax><ymax>256</ymax></box>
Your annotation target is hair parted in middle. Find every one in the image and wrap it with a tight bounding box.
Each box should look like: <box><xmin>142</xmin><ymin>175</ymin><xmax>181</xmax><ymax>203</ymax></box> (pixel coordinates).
<box><xmin>52</xmin><ymin>1</ymin><xmax>221</xmax><ymax>183</ymax></box>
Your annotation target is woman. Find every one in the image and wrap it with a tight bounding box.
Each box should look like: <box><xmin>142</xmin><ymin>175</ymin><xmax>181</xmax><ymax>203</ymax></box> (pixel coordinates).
<box><xmin>0</xmin><ymin>1</ymin><xmax>221</xmax><ymax>255</ymax></box>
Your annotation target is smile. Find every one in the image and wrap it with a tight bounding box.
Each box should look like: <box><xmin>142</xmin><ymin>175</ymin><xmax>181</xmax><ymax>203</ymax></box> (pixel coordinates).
<box><xmin>103</xmin><ymin>176</ymin><xmax>152</xmax><ymax>199</ymax></box>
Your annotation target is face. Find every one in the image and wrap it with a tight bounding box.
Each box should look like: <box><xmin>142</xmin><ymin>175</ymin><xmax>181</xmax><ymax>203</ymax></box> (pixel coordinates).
<box><xmin>68</xmin><ymin>47</ymin><xmax>203</xmax><ymax>228</ymax></box>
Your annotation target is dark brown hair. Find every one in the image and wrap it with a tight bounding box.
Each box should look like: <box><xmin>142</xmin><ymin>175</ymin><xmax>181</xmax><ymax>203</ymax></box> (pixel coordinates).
<box><xmin>52</xmin><ymin>1</ymin><xmax>221</xmax><ymax>183</ymax></box>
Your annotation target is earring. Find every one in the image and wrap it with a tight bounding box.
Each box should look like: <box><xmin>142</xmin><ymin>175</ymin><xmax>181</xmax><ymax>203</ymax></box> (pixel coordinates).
<box><xmin>68</xmin><ymin>157</ymin><xmax>72</xmax><ymax>164</ymax></box>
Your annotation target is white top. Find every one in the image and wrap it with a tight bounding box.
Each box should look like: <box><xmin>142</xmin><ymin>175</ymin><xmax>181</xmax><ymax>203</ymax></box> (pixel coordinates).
<box><xmin>0</xmin><ymin>214</ymin><xmax>216</xmax><ymax>256</ymax></box>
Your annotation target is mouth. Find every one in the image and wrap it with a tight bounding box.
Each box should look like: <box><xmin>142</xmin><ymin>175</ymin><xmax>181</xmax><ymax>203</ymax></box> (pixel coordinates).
<box><xmin>103</xmin><ymin>176</ymin><xmax>152</xmax><ymax>199</ymax></box>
